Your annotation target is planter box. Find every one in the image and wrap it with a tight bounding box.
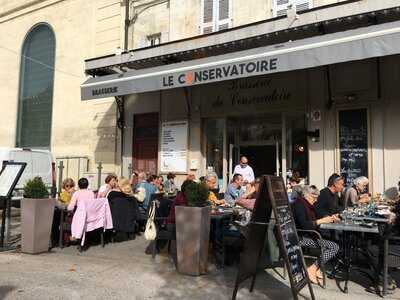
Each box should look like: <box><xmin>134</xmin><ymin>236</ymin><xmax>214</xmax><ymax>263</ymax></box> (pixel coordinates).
<box><xmin>21</xmin><ymin>198</ymin><xmax>55</xmax><ymax>254</ymax></box>
<box><xmin>175</xmin><ymin>206</ymin><xmax>211</xmax><ymax>276</ymax></box>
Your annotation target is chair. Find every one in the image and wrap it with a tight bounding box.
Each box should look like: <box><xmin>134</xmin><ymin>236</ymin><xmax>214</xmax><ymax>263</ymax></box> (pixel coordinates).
<box><xmin>71</xmin><ymin>197</ymin><xmax>113</xmax><ymax>251</ymax></box>
<box><xmin>109</xmin><ymin>195</ymin><xmax>138</xmax><ymax>240</ymax></box>
<box><xmin>146</xmin><ymin>195</ymin><xmax>176</xmax><ymax>259</ymax></box>
<box><xmin>58</xmin><ymin>208</ymin><xmax>73</xmax><ymax>248</ymax></box>
<box><xmin>297</xmin><ymin>229</ymin><xmax>327</xmax><ymax>288</ymax></box>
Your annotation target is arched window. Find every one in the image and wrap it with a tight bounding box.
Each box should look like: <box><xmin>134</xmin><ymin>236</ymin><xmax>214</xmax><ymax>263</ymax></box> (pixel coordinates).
<box><xmin>17</xmin><ymin>24</ymin><xmax>55</xmax><ymax>148</ymax></box>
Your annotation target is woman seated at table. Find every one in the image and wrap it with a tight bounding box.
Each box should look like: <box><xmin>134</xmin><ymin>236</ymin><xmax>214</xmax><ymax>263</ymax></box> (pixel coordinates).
<box><xmin>344</xmin><ymin>176</ymin><xmax>370</xmax><ymax>207</ymax></box>
<box><xmin>292</xmin><ymin>185</ymin><xmax>340</xmax><ymax>284</ymax></box>
<box><xmin>59</xmin><ymin>178</ymin><xmax>76</xmax><ymax>205</ymax></box>
<box><xmin>107</xmin><ymin>178</ymin><xmax>139</xmax><ymax>241</ymax></box>
<box><xmin>67</xmin><ymin>178</ymin><xmax>95</xmax><ymax>211</ymax></box>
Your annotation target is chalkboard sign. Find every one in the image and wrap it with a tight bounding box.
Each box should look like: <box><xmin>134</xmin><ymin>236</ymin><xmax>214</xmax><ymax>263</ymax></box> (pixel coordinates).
<box><xmin>232</xmin><ymin>176</ymin><xmax>314</xmax><ymax>300</ymax></box>
<box><xmin>339</xmin><ymin>109</ymin><xmax>368</xmax><ymax>186</ymax></box>
<box><xmin>275</xmin><ymin>205</ymin><xmax>307</xmax><ymax>285</ymax></box>
<box><xmin>266</xmin><ymin>176</ymin><xmax>314</xmax><ymax>300</ymax></box>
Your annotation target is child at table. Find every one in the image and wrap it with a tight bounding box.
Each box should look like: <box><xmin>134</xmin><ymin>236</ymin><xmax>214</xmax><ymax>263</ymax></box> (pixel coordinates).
<box><xmin>59</xmin><ymin>178</ymin><xmax>76</xmax><ymax>205</ymax></box>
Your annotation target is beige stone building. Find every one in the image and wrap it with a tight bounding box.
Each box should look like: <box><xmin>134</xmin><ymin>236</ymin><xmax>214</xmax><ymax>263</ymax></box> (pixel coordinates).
<box><xmin>1</xmin><ymin>0</ymin><xmax>400</xmax><ymax>194</ymax></box>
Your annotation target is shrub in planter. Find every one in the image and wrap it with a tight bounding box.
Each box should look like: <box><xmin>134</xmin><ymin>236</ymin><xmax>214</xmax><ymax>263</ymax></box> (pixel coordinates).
<box><xmin>21</xmin><ymin>177</ymin><xmax>54</xmax><ymax>254</ymax></box>
<box><xmin>184</xmin><ymin>181</ymin><xmax>209</xmax><ymax>207</ymax></box>
<box><xmin>23</xmin><ymin>177</ymin><xmax>49</xmax><ymax>199</ymax></box>
<box><xmin>175</xmin><ymin>181</ymin><xmax>211</xmax><ymax>275</ymax></box>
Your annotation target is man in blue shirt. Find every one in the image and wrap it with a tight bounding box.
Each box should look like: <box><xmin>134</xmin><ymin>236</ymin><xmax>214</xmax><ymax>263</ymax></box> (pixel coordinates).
<box><xmin>136</xmin><ymin>173</ymin><xmax>157</xmax><ymax>209</ymax></box>
<box><xmin>224</xmin><ymin>174</ymin><xmax>244</xmax><ymax>207</ymax></box>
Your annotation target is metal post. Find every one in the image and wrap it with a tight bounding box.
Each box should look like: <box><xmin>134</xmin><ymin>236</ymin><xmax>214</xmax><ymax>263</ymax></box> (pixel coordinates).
<box><xmin>5</xmin><ymin>196</ymin><xmax>11</xmax><ymax>248</ymax></box>
<box><xmin>282</xmin><ymin>113</ymin><xmax>287</xmax><ymax>183</ymax></box>
<box><xmin>128</xmin><ymin>164</ymin><xmax>134</xmax><ymax>179</ymax></box>
<box><xmin>57</xmin><ymin>161</ymin><xmax>64</xmax><ymax>195</ymax></box>
<box><xmin>97</xmin><ymin>162</ymin><xmax>103</xmax><ymax>190</ymax></box>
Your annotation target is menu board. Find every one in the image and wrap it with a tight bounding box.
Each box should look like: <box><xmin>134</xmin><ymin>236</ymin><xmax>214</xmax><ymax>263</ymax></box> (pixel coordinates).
<box><xmin>275</xmin><ymin>205</ymin><xmax>307</xmax><ymax>285</ymax></box>
<box><xmin>339</xmin><ymin>109</ymin><xmax>368</xmax><ymax>186</ymax></box>
<box><xmin>160</xmin><ymin>121</ymin><xmax>188</xmax><ymax>173</ymax></box>
<box><xmin>266</xmin><ymin>176</ymin><xmax>314</xmax><ymax>299</ymax></box>
<box><xmin>0</xmin><ymin>163</ymin><xmax>26</xmax><ymax>198</ymax></box>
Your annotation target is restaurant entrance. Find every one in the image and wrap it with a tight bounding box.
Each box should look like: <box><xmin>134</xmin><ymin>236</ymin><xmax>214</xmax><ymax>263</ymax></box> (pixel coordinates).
<box><xmin>204</xmin><ymin>113</ymin><xmax>308</xmax><ymax>191</ymax></box>
<box><xmin>203</xmin><ymin>113</ymin><xmax>308</xmax><ymax>188</ymax></box>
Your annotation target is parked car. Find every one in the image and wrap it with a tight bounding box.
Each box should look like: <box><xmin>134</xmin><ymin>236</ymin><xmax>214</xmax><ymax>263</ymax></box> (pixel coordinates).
<box><xmin>0</xmin><ymin>148</ymin><xmax>56</xmax><ymax>204</ymax></box>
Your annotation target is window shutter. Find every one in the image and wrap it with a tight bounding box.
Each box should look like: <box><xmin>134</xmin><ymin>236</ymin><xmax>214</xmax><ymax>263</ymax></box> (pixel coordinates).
<box><xmin>272</xmin><ymin>0</ymin><xmax>312</xmax><ymax>17</ymax></box>
<box><xmin>294</xmin><ymin>0</ymin><xmax>313</xmax><ymax>12</ymax></box>
<box><xmin>201</xmin><ymin>0</ymin><xmax>231</xmax><ymax>34</ymax></box>
<box><xmin>202</xmin><ymin>0</ymin><xmax>215</xmax><ymax>34</ymax></box>
<box><xmin>217</xmin><ymin>0</ymin><xmax>231</xmax><ymax>31</ymax></box>
<box><xmin>273</xmin><ymin>0</ymin><xmax>289</xmax><ymax>17</ymax></box>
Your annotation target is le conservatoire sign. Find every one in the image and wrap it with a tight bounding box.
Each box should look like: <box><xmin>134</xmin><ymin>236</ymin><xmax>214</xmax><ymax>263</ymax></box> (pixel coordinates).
<box><xmin>83</xmin><ymin>56</ymin><xmax>279</xmax><ymax>100</ymax></box>
<box><xmin>81</xmin><ymin>22</ymin><xmax>400</xmax><ymax>100</ymax></box>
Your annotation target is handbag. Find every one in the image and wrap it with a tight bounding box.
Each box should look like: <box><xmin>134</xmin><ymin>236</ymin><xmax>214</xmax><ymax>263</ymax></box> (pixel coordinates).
<box><xmin>144</xmin><ymin>201</ymin><xmax>157</xmax><ymax>241</ymax></box>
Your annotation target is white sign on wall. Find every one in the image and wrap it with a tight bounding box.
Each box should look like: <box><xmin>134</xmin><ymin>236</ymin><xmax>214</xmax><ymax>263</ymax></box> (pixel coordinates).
<box><xmin>160</xmin><ymin>120</ymin><xmax>188</xmax><ymax>173</ymax></box>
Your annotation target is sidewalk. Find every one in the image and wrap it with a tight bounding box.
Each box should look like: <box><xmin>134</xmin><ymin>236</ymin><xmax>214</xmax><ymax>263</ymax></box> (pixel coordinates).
<box><xmin>0</xmin><ymin>236</ymin><xmax>399</xmax><ymax>300</ymax></box>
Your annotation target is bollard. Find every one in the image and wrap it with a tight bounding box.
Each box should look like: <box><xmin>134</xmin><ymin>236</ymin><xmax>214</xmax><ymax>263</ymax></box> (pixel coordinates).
<box><xmin>57</xmin><ymin>161</ymin><xmax>64</xmax><ymax>195</ymax></box>
<box><xmin>97</xmin><ymin>162</ymin><xmax>102</xmax><ymax>190</ymax></box>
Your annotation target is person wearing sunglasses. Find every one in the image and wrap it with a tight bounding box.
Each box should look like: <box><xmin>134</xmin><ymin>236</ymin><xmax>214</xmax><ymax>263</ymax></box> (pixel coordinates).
<box><xmin>233</xmin><ymin>156</ymin><xmax>255</xmax><ymax>186</ymax></box>
<box><xmin>59</xmin><ymin>178</ymin><xmax>76</xmax><ymax>205</ymax></box>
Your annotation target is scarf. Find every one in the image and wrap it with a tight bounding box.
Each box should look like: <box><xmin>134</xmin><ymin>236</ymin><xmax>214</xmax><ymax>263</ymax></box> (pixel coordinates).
<box><xmin>298</xmin><ymin>197</ymin><xmax>317</xmax><ymax>221</ymax></box>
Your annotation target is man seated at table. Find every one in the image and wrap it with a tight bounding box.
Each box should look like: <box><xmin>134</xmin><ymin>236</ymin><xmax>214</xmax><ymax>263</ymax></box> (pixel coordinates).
<box><xmin>224</xmin><ymin>174</ymin><xmax>244</xmax><ymax>207</ymax></box>
<box><xmin>292</xmin><ymin>185</ymin><xmax>340</xmax><ymax>284</ymax></box>
<box><xmin>205</xmin><ymin>173</ymin><xmax>224</xmax><ymax>206</ymax></box>
<box><xmin>224</xmin><ymin>174</ymin><xmax>256</xmax><ymax>209</ymax></box>
<box><xmin>315</xmin><ymin>173</ymin><xmax>345</xmax><ymax>218</ymax></box>
<box><xmin>136</xmin><ymin>172</ymin><xmax>157</xmax><ymax>210</ymax></box>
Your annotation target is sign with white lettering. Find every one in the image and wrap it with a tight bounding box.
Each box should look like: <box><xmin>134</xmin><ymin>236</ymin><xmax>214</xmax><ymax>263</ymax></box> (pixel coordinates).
<box><xmin>160</xmin><ymin>121</ymin><xmax>188</xmax><ymax>173</ymax></box>
<box><xmin>339</xmin><ymin>109</ymin><xmax>369</xmax><ymax>186</ymax></box>
<box><xmin>0</xmin><ymin>163</ymin><xmax>26</xmax><ymax>198</ymax></box>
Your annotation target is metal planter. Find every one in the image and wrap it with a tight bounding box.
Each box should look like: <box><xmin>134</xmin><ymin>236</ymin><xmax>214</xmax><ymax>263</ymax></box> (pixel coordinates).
<box><xmin>21</xmin><ymin>198</ymin><xmax>55</xmax><ymax>254</ymax></box>
<box><xmin>175</xmin><ymin>205</ymin><xmax>211</xmax><ymax>276</ymax></box>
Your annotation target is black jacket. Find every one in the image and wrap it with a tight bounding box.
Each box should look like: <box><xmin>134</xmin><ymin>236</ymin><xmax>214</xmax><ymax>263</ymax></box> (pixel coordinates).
<box><xmin>315</xmin><ymin>187</ymin><xmax>343</xmax><ymax>218</ymax></box>
<box><xmin>292</xmin><ymin>199</ymin><xmax>317</xmax><ymax>231</ymax></box>
<box><xmin>107</xmin><ymin>191</ymin><xmax>139</xmax><ymax>233</ymax></box>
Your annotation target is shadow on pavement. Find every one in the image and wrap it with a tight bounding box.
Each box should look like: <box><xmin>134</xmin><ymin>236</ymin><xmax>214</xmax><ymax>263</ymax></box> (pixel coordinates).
<box><xmin>153</xmin><ymin>264</ymin><xmax>294</xmax><ymax>300</ymax></box>
<box><xmin>0</xmin><ymin>285</ymin><xmax>16</xmax><ymax>298</ymax></box>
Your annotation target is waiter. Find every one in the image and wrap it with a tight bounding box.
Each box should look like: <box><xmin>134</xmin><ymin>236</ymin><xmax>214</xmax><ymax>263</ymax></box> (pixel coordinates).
<box><xmin>233</xmin><ymin>156</ymin><xmax>255</xmax><ymax>184</ymax></box>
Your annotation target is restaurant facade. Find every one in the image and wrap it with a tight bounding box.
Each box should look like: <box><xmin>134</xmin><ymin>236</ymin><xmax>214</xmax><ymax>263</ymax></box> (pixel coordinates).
<box><xmin>82</xmin><ymin>2</ymin><xmax>400</xmax><ymax>195</ymax></box>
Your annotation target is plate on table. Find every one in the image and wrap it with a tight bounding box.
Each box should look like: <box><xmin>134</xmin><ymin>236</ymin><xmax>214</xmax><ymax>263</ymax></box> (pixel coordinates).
<box><xmin>377</xmin><ymin>205</ymin><xmax>389</xmax><ymax>210</ymax></box>
<box><xmin>376</xmin><ymin>210</ymin><xmax>391</xmax><ymax>216</ymax></box>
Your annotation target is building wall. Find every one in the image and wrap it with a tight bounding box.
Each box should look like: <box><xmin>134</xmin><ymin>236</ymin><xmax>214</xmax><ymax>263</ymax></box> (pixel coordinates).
<box><xmin>0</xmin><ymin>0</ymin><xmax>122</xmax><ymax>174</ymax></box>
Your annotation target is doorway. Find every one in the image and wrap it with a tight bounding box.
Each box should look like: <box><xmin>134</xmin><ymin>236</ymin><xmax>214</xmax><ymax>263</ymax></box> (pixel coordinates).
<box><xmin>132</xmin><ymin>113</ymin><xmax>158</xmax><ymax>174</ymax></box>
<box><xmin>239</xmin><ymin>145</ymin><xmax>277</xmax><ymax>178</ymax></box>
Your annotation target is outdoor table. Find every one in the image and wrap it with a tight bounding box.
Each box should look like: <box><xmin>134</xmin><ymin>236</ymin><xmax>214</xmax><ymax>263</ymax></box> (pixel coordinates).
<box><xmin>210</xmin><ymin>209</ymin><xmax>234</xmax><ymax>268</ymax></box>
<box><xmin>320</xmin><ymin>220</ymin><xmax>390</xmax><ymax>296</ymax></box>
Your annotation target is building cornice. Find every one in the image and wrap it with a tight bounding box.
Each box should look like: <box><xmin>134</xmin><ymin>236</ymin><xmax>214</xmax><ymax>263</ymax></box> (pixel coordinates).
<box><xmin>0</xmin><ymin>0</ymin><xmax>66</xmax><ymax>24</ymax></box>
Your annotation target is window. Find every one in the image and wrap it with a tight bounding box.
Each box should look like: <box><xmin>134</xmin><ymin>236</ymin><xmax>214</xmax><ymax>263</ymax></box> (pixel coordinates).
<box><xmin>272</xmin><ymin>0</ymin><xmax>313</xmax><ymax>17</ymax></box>
<box><xmin>147</xmin><ymin>33</ymin><xmax>161</xmax><ymax>47</ymax></box>
<box><xmin>201</xmin><ymin>0</ymin><xmax>231</xmax><ymax>34</ymax></box>
<box><xmin>17</xmin><ymin>24</ymin><xmax>55</xmax><ymax>148</ymax></box>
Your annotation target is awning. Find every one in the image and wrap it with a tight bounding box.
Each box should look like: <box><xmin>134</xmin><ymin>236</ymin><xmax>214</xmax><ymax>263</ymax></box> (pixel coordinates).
<box><xmin>81</xmin><ymin>21</ymin><xmax>400</xmax><ymax>100</ymax></box>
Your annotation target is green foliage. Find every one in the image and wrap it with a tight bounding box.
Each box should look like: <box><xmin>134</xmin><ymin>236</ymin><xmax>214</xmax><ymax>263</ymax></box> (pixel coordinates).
<box><xmin>184</xmin><ymin>181</ymin><xmax>209</xmax><ymax>207</ymax></box>
<box><xmin>23</xmin><ymin>177</ymin><xmax>49</xmax><ymax>199</ymax></box>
